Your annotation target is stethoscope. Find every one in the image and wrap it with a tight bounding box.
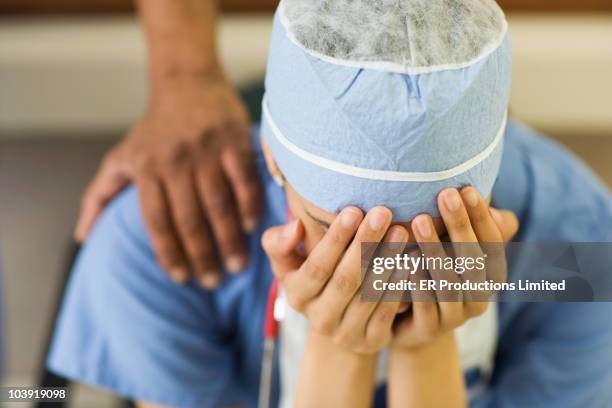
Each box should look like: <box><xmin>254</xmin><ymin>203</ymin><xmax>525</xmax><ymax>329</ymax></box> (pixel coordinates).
<box><xmin>258</xmin><ymin>175</ymin><xmax>289</xmax><ymax>408</ymax></box>
<box><xmin>258</xmin><ymin>277</ymin><xmax>284</xmax><ymax>408</ymax></box>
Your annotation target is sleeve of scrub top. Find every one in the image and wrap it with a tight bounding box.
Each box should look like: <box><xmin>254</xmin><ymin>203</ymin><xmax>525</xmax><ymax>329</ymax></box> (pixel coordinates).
<box><xmin>46</xmin><ymin>186</ymin><xmax>247</xmax><ymax>408</ymax></box>
<box><xmin>471</xmin><ymin>301</ymin><xmax>612</xmax><ymax>408</ymax></box>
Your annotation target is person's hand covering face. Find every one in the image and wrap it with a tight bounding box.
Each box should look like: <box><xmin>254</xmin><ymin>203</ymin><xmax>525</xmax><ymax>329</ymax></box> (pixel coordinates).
<box><xmin>262</xmin><ymin>187</ymin><xmax>518</xmax><ymax>354</ymax></box>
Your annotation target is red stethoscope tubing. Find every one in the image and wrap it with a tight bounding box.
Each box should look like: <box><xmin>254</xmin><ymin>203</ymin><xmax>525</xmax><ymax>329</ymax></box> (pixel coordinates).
<box><xmin>259</xmin><ymin>210</ymin><xmax>293</xmax><ymax>408</ymax></box>
<box><xmin>258</xmin><ymin>278</ymin><xmax>280</xmax><ymax>408</ymax></box>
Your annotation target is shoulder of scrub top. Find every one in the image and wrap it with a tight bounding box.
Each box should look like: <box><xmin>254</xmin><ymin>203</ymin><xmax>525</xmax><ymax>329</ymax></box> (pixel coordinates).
<box><xmin>497</xmin><ymin>120</ymin><xmax>612</xmax><ymax>242</ymax></box>
<box><xmin>70</xmin><ymin>124</ymin><xmax>287</xmax><ymax>330</ymax></box>
<box><xmin>476</xmin><ymin>121</ymin><xmax>612</xmax><ymax>408</ymax></box>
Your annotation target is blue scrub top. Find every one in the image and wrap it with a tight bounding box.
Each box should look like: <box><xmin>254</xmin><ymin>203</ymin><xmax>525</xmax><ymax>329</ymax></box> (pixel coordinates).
<box><xmin>47</xmin><ymin>121</ymin><xmax>612</xmax><ymax>408</ymax></box>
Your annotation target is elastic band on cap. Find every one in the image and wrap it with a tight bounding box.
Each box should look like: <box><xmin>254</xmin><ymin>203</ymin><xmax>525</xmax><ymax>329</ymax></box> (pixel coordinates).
<box><xmin>262</xmin><ymin>95</ymin><xmax>507</xmax><ymax>183</ymax></box>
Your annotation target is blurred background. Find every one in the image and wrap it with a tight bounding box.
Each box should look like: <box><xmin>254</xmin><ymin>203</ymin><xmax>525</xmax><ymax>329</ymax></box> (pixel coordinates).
<box><xmin>0</xmin><ymin>0</ymin><xmax>611</xmax><ymax>406</ymax></box>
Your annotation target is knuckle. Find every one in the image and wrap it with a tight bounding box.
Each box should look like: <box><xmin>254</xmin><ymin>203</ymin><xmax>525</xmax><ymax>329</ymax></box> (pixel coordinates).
<box><xmin>332</xmin><ymin>272</ymin><xmax>360</xmax><ymax>295</ymax></box>
<box><xmin>450</xmin><ymin>216</ymin><xmax>471</xmax><ymax>231</ymax></box>
<box><xmin>332</xmin><ymin>330</ymin><xmax>356</xmax><ymax>349</ymax></box>
<box><xmin>161</xmin><ymin>141</ymin><xmax>190</xmax><ymax>167</ymax></box>
<box><xmin>189</xmin><ymin>128</ymin><xmax>214</xmax><ymax>147</ymax></box>
<box><xmin>311</xmin><ymin>315</ymin><xmax>336</xmax><ymax>336</ymax></box>
<box><xmin>327</xmin><ymin>229</ymin><xmax>346</xmax><ymax>246</ymax></box>
<box><xmin>469</xmin><ymin>208</ymin><xmax>489</xmax><ymax>225</ymax></box>
<box><xmin>206</xmin><ymin>196</ymin><xmax>232</xmax><ymax>219</ymax></box>
<box><xmin>375</xmin><ymin>305</ymin><xmax>396</xmax><ymax>326</ymax></box>
<box><xmin>176</xmin><ymin>214</ymin><xmax>203</xmax><ymax>237</ymax></box>
<box><xmin>303</xmin><ymin>260</ymin><xmax>329</xmax><ymax>283</ymax></box>
<box><xmin>148</xmin><ymin>212</ymin><xmax>170</xmax><ymax>234</ymax></box>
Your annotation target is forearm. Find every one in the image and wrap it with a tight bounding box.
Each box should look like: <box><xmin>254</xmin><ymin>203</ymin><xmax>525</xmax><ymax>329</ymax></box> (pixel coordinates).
<box><xmin>136</xmin><ymin>0</ymin><xmax>223</xmax><ymax>99</ymax></box>
<box><xmin>295</xmin><ymin>331</ymin><xmax>377</xmax><ymax>408</ymax></box>
<box><xmin>388</xmin><ymin>332</ymin><xmax>467</xmax><ymax>408</ymax></box>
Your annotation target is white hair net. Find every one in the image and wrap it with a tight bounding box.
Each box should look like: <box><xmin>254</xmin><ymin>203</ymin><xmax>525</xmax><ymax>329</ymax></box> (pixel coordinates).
<box><xmin>280</xmin><ymin>0</ymin><xmax>507</xmax><ymax>73</ymax></box>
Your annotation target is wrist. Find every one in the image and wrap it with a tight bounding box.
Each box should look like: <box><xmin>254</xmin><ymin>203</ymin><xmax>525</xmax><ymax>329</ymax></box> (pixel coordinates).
<box><xmin>137</xmin><ymin>0</ymin><xmax>223</xmax><ymax>96</ymax></box>
<box><xmin>296</xmin><ymin>330</ymin><xmax>378</xmax><ymax>408</ymax></box>
<box><xmin>388</xmin><ymin>332</ymin><xmax>466</xmax><ymax>408</ymax></box>
<box><xmin>149</xmin><ymin>61</ymin><xmax>226</xmax><ymax>100</ymax></box>
<box><xmin>308</xmin><ymin>331</ymin><xmax>378</xmax><ymax>367</ymax></box>
<box><xmin>391</xmin><ymin>331</ymin><xmax>457</xmax><ymax>360</ymax></box>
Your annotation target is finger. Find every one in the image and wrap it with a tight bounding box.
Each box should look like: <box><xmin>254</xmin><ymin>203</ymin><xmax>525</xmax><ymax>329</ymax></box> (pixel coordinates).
<box><xmin>197</xmin><ymin>165</ymin><xmax>249</xmax><ymax>275</ymax></box>
<box><xmin>365</xmin><ymin>268</ymin><xmax>405</xmax><ymax>350</ymax></box>
<box><xmin>283</xmin><ymin>207</ymin><xmax>363</xmax><ymax>311</ymax></box>
<box><xmin>398</xmin><ymin>296</ymin><xmax>440</xmax><ymax>347</ymax></box>
<box><xmin>362</xmin><ymin>225</ymin><xmax>410</xmax><ymax>304</ymax></box>
<box><xmin>406</xmin><ymin>219</ymin><xmax>445</xmax><ymax>344</ymax></box>
<box><xmin>332</xmin><ymin>226</ymin><xmax>408</xmax><ymax>347</ymax></box>
<box><xmin>438</xmin><ymin>189</ymin><xmax>485</xmax><ymax>289</ymax></box>
<box><xmin>221</xmin><ymin>144</ymin><xmax>263</xmax><ymax>233</ymax></box>
<box><xmin>461</xmin><ymin>188</ymin><xmax>508</xmax><ymax>295</ymax></box>
<box><xmin>438</xmin><ymin>301</ymin><xmax>466</xmax><ymax>332</ymax></box>
<box><xmin>394</xmin><ymin>263</ymin><xmax>439</xmax><ymax>348</ymax></box>
<box><xmin>362</xmin><ymin>300</ymin><xmax>401</xmax><ymax>353</ymax></box>
<box><xmin>136</xmin><ymin>175</ymin><xmax>189</xmax><ymax>284</ymax></box>
<box><xmin>307</xmin><ymin>207</ymin><xmax>392</xmax><ymax>333</ymax></box>
<box><xmin>75</xmin><ymin>155</ymin><xmax>129</xmax><ymax>241</ymax></box>
<box><xmin>261</xmin><ymin>219</ymin><xmax>306</xmax><ymax>279</ymax></box>
<box><xmin>460</xmin><ymin>187</ymin><xmax>503</xmax><ymax>243</ymax></box>
<box><xmin>163</xmin><ymin>169</ymin><xmax>220</xmax><ymax>288</ymax></box>
<box><xmin>438</xmin><ymin>188</ymin><xmax>478</xmax><ymax>243</ymax></box>
<box><xmin>490</xmin><ymin>208</ymin><xmax>519</xmax><ymax>243</ymax></box>
<box><xmin>412</xmin><ymin>214</ymin><xmax>461</xmax><ymax>298</ymax></box>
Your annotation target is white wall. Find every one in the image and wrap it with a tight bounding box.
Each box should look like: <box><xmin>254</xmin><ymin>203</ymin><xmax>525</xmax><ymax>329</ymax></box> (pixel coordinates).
<box><xmin>1</xmin><ymin>13</ymin><xmax>611</xmax><ymax>138</ymax></box>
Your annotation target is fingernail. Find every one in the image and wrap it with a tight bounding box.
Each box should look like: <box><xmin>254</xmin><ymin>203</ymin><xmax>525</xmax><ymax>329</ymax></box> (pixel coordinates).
<box><xmin>490</xmin><ymin>208</ymin><xmax>504</xmax><ymax>224</ymax></box>
<box><xmin>242</xmin><ymin>217</ymin><xmax>258</xmax><ymax>232</ymax></box>
<box><xmin>443</xmin><ymin>190</ymin><xmax>461</xmax><ymax>212</ymax></box>
<box><xmin>463</xmin><ymin>189</ymin><xmax>479</xmax><ymax>208</ymax></box>
<box><xmin>368</xmin><ymin>208</ymin><xmax>390</xmax><ymax>231</ymax></box>
<box><xmin>388</xmin><ymin>226</ymin><xmax>407</xmax><ymax>242</ymax></box>
<box><xmin>340</xmin><ymin>208</ymin><xmax>360</xmax><ymax>229</ymax></box>
<box><xmin>282</xmin><ymin>219</ymin><xmax>297</xmax><ymax>239</ymax></box>
<box><xmin>415</xmin><ymin>216</ymin><xmax>432</xmax><ymax>238</ymax></box>
<box><xmin>170</xmin><ymin>267</ymin><xmax>188</xmax><ymax>284</ymax></box>
<box><xmin>226</xmin><ymin>254</ymin><xmax>246</xmax><ymax>274</ymax></box>
<box><xmin>200</xmin><ymin>272</ymin><xmax>221</xmax><ymax>288</ymax></box>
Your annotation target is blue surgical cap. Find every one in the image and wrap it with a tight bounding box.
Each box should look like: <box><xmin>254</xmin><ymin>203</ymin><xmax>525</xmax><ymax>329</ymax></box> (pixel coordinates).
<box><xmin>261</xmin><ymin>0</ymin><xmax>512</xmax><ymax>220</ymax></box>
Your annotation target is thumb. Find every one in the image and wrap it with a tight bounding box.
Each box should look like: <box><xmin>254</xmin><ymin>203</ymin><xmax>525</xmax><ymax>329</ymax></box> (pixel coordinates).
<box><xmin>490</xmin><ymin>208</ymin><xmax>519</xmax><ymax>243</ymax></box>
<box><xmin>261</xmin><ymin>219</ymin><xmax>305</xmax><ymax>279</ymax></box>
